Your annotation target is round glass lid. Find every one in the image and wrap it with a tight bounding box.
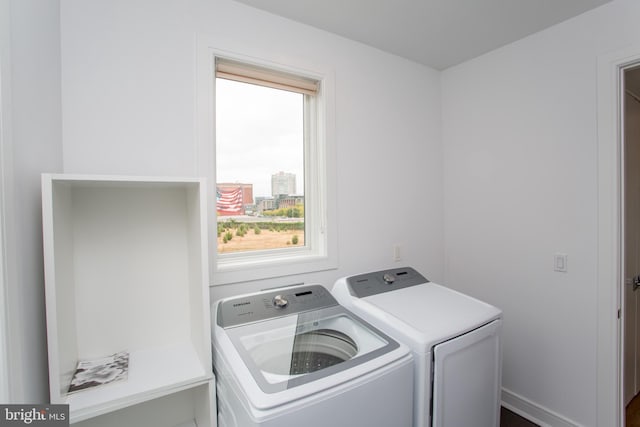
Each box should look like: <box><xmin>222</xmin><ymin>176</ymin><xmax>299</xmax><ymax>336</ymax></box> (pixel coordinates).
<box><xmin>253</xmin><ymin>328</ymin><xmax>359</xmax><ymax>376</ymax></box>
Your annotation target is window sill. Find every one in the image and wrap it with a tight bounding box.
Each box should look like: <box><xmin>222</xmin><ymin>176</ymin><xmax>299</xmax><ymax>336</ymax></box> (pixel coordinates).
<box><xmin>213</xmin><ymin>249</ymin><xmax>337</xmax><ymax>285</ymax></box>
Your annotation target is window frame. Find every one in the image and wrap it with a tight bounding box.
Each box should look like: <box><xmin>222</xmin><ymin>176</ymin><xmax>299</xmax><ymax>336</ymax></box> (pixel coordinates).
<box><xmin>196</xmin><ymin>40</ymin><xmax>337</xmax><ymax>285</ymax></box>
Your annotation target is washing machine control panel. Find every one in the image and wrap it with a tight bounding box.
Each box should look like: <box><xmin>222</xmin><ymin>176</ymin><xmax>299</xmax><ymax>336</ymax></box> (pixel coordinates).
<box><xmin>217</xmin><ymin>284</ymin><xmax>338</xmax><ymax>328</ymax></box>
<box><xmin>345</xmin><ymin>267</ymin><xmax>429</xmax><ymax>298</ymax></box>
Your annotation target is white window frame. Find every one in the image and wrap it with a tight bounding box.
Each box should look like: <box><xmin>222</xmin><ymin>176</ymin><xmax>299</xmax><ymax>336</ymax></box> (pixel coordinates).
<box><xmin>196</xmin><ymin>37</ymin><xmax>337</xmax><ymax>285</ymax></box>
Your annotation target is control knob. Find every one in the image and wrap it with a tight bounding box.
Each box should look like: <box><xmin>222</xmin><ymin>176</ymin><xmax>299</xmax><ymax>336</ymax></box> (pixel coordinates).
<box><xmin>273</xmin><ymin>294</ymin><xmax>289</xmax><ymax>309</ymax></box>
<box><xmin>383</xmin><ymin>273</ymin><xmax>395</xmax><ymax>284</ymax></box>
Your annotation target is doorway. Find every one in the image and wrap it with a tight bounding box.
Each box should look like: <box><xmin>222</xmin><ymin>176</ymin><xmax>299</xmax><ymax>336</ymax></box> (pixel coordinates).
<box><xmin>623</xmin><ymin>67</ymin><xmax>640</xmax><ymax>426</ymax></box>
<box><xmin>594</xmin><ymin>45</ymin><xmax>640</xmax><ymax>427</ymax></box>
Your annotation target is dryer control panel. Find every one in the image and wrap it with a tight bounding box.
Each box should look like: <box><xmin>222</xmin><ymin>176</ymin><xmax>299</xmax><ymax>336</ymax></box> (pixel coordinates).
<box><xmin>217</xmin><ymin>284</ymin><xmax>338</xmax><ymax>328</ymax></box>
<box><xmin>345</xmin><ymin>267</ymin><xmax>429</xmax><ymax>298</ymax></box>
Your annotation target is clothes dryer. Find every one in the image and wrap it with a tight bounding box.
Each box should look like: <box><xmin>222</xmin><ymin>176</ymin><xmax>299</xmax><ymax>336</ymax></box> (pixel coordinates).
<box><xmin>212</xmin><ymin>284</ymin><xmax>414</xmax><ymax>427</ymax></box>
<box><xmin>332</xmin><ymin>267</ymin><xmax>502</xmax><ymax>427</ymax></box>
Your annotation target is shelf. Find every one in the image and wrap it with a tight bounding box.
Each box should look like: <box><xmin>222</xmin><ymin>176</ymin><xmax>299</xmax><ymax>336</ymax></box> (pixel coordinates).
<box><xmin>72</xmin><ymin>381</ymin><xmax>215</xmax><ymax>427</ymax></box>
<box><xmin>41</xmin><ymin>174</ymin><xmax>214</xmax><ymax>425</ymax></box>
<box><xmin>67</xmin><ymin>344</ymin><xmax>211</xmax><ymax>423</ymax></box>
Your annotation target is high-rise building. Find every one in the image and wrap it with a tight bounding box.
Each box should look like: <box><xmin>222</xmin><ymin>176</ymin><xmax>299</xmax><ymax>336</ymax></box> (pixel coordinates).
<box><xmin>271</xmin><ymin>171</ymin><xmax>296</xmax><ymax>197</ymax></box>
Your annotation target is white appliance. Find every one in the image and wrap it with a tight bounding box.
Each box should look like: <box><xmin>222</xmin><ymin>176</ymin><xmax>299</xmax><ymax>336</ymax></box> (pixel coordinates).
<box><xmin>332</xmin><ymin>267</ymin><xmax>502</xmax><ymax>427</ymax></box>
<box><xmin>212</xmin><ymin>284</ymin><xmax>414</xmax><ymax>427</ymax></box>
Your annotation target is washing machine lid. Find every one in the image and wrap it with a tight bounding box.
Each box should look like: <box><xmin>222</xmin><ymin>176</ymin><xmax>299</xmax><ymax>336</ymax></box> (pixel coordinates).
<box><xmin>338</xmin><ymin>267</ymin><xmax>502</xmax><ymax>352</ymax></box>
<box><xmin>216</xmin><ymin>284</ymin><xmax>401</xmax><ymax>394</ymax></box>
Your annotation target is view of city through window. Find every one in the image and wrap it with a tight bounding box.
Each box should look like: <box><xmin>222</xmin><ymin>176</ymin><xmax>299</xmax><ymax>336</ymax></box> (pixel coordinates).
<box><xmin>215</xmin><ymin>77</ymin><xmax>305</xmax><ymax>254</ymax></box>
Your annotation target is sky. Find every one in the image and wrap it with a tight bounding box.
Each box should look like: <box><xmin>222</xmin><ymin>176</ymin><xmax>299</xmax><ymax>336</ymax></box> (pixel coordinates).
<box><xmin>215</xmin><ymin>79</ymin><xmax>304</xmax><ymax>197</ymax></box>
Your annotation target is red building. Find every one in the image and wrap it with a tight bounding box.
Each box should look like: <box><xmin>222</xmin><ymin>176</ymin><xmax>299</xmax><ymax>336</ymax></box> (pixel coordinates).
<box><xmin>216</xmin><ymin>183</ymin><xmax>253</xmax><ymax>216</ymax></box>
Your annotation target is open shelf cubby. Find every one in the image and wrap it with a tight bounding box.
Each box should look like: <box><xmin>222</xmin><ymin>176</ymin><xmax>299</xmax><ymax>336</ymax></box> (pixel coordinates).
<box><xmin>41</xmin><ymin>174</ymin><xmax>214</xmax><ymax>425</ymax></box>
<box><xmin>72</xmin><ymin>382</ymin><xmax>215</xmax><ymax>427</ymax></box>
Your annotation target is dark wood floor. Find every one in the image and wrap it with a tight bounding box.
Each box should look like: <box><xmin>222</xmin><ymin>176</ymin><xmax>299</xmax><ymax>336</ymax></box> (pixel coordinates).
<box><xmin>501</xmin><ymin>407</ymin><xmax>539</xmax><ymax>427</ymax></box>
<box><xmin>501</xmin><ymin>395</ymin><xmax>640</xmax><ymax>427</ymax></box>
<box><xmin>628</xmin><ymin>392</ymin><xmax>640</xmax><ymax>427</ymax></box>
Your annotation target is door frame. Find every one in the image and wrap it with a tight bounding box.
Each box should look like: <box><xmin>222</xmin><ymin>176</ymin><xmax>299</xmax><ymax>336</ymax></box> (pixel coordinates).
<box><xmin>597</xmin><ymin>46</ymin><xmax>640</xmax><ymax>427</ymax></box>
<box><xmin>622</xmin><ymin>69</ymin><xmax>640</xmax><ymax>407</ymax></box>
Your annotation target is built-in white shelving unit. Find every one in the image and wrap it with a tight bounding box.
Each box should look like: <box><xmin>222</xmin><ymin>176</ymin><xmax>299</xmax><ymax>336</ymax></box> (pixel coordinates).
<box><xmin>41</xmin><ymin>174</ymin><xmax>215</xmax><ymax>426</ymax></box>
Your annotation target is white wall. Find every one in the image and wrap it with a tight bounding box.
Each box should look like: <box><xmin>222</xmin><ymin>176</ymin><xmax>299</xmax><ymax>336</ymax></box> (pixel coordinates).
<box><xmin>35</xmin><ymin>1</ymin><xmax>640</xmax><ymax>424</ymax></box>
<box><xmin>442</xmin><ymin>0</ymin><xmax>640</xmax><ymax>425</ymax></box>
<box><xmin>0</xmin><ymin>0</ymin><xmax>12</xmax><ymax>404</ymax></box>
<box><xmin>3</xmin><ymin>0</ymin><xmax>63</xmax><ymax>402</ymax></box>
<box><xmin>59</xmin><ymin>0</ymin><xmax>443</xmax><ymax>298</ymax></box>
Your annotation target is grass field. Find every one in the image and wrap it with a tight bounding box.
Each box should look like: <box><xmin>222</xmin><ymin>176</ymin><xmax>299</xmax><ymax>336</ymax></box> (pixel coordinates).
<box><xmin>217</xmin><ymin>228</ymin><xmax>305</xmax><ymax>253</ymax></box>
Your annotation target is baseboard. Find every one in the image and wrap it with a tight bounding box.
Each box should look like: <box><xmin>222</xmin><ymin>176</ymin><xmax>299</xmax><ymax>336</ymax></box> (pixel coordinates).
<box><xmin>502</xmin><ymin>388</ymin><xmax>583</xmax><ymax>427</ymax></box>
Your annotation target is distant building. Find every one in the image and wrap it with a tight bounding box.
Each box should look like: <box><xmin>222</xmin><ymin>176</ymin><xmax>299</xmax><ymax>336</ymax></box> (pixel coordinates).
<box><xmin>278</xmin><ymin>196</ymin><xmax>304</xmax><ymax>209</ymax></box>
<box><xmin>257</xmin><ymin>198</ymin><xmax>277</xmax><ymax>213</ymax></box>
<box><xmin>271</xmin><ymin>172</ymin><xmax>296</xmax><ymax>197</ymax></box>
<box><xmin>216</xmin><ymin>183</ymin><xmax>253</xmax><ymax>216</ymax></box>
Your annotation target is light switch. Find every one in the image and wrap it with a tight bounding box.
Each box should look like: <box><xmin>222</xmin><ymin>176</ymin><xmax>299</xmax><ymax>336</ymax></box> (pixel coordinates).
<box><xmin>554</xmin><ymin>253</ymin><xmax>568</xmax><ymax>272</ymax></box>
<box><xmin>393</xmin><ymin>245</ymin><xmax>401</xmax><ymax>262</ymax></box>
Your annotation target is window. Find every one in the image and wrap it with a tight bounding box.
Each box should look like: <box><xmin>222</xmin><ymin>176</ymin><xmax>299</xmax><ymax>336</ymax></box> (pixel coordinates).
<box><xmin>215</xmin><ymin>59</ymin><xmax>312</xmax><ymax>254</ymax></box>
<box><xmin>200</xmin><ymin>51</ymin><xmax>336</xmax><ymax>285</ymax></box>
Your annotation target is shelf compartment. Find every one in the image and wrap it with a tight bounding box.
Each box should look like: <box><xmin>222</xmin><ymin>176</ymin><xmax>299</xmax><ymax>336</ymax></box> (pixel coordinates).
<box><xmin>73</xmin><ymin>381</ymin><xmax>215</xmax><ymax>427</ymax></box>
<box><xmin>67</xmin><ymin>344</ymin><xmax>210</xmax><ymax>423</ymax></box>
<box><xmin>41</xmin><ymin>174</ymin><xmax>213</xmax><ymax>424</ymax></box>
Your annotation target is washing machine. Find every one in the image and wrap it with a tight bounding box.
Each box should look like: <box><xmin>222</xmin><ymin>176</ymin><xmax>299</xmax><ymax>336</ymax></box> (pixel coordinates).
<box><xmin>212</xmin><ymin>283</ymin><xmax>414</xmax><ymax>427</ymax></box>
<box><xmin>332</xmin><ymin>267</ymin><xmax>502</xmax><ymax>427</ymax></box>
